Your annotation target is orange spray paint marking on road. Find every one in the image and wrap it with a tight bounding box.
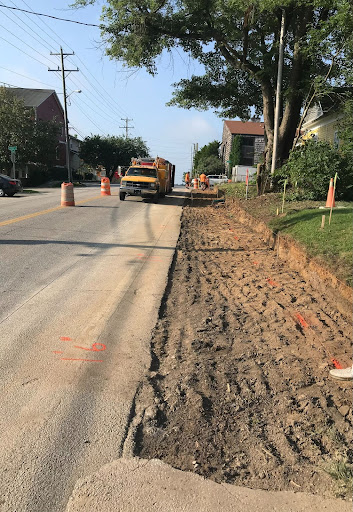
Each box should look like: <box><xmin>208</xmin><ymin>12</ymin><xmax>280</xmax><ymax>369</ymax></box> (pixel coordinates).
<box><xmin>53</xmin><ymin>351</ymin><xmax>63</xmax><ymax>354</ymax></box>
<box><xmin>253</xmin><ymin>261</ymin><xmax>259</xmax><ymax>265</ymax></box>
<box><xmin>234</xmin><ymin>236</ymin><xmax>239</xmax><ymax>240</ymax></box>
<box><xmin>295</xmin><ymin>313</ymin><xmax>309</xmax><ymax>329</ymax></box>
<box><xmin>331</xmin><ymin>358</ymin><xmax>343</xmax><ymax>369</ymax></box>
<box><xmin>61</xmin><ymin>358</ymin><xmax>103</xmax><ymax>362</ymax></box>
<box><xmin>74</xmin><ymin>343</ymin><xmax>106</xmax><ymax>352</ymax></box>
<box><xmin>60</xmin><ymin>337</ymin><xmax>72</xmax><ymax>341</ymax></box>
<box><xmin>266</xmin><ymin>277</ymin><xmax>279</xmax><ymax>287</ymax></box>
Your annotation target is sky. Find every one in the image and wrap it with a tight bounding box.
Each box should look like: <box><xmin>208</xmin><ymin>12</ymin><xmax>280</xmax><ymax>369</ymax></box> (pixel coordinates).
<box><xmin>0</xmin><ymin>0</ymin><xmax>225</xmax><ymax>184</ymax></box>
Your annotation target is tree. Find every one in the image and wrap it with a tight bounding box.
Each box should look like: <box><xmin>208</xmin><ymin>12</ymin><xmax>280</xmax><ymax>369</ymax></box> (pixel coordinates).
<box><xmin>73</xmin><ymin>0</ymin><xmax>353</xmax><ymax>171</ymax></box>
<box><xmin>194</xmin><ymin>140</ymin><xmax>220</xmax><ymax>170</ymax></box>
<box><xmin>0</xmin><ymin>87</ymin><xmax>59</xmax><ymax>172</ymax></box>
<box><xmin>193</xmin><ymin>140</ymin><xmax>224</xmax><ymax>174</ymax></box>
<box><xmin>79</xmin><ymin>135</ymin><xmax>149</xmax><ymax>181</ymax></box>
<box><xmin>199</xmin><ymin>155</ymin><xmax>225</xmax><ymax>175</ymax></box>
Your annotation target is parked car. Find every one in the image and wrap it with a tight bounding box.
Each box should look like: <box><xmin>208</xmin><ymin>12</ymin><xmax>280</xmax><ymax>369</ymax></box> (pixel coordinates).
<box><xmin>207</xmin><ymin>174</ymin><xmax>229</xmax><ymax>186</ymax></box>
<box><xmin>0</xmin><ymin>174</ymin><xmax>23</xmax><ymax>197</ymax></box>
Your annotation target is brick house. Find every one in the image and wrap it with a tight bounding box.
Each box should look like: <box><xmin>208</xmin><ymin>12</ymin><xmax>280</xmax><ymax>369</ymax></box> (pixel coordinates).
<box><xmin>220</xmin><ymin>120</ymin><xmax>265</xmax><ymax>169</ymax></box>
<box><xmin>9</xmin><ymin>88</ymin><xmax>66</xmax><ymax>167</ymax></box>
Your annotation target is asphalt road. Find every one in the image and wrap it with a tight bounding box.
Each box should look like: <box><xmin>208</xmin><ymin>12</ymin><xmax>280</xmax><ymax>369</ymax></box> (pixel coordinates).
<box><xmin>0</xmin><ymin>185</ymin><xmax>184</xmax><ymax>511</ymax></box>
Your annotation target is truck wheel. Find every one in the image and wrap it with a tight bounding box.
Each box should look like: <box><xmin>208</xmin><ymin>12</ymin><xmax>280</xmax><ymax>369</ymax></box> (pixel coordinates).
<box><xmin>0</xmin><ymin>188</ymin><xmax>5</xmax><ymax>197</ymax></box>
<box><xmin>119</xmin><ymin>192</ymin><xmax>126</xmax><ymax>201</ymax></box>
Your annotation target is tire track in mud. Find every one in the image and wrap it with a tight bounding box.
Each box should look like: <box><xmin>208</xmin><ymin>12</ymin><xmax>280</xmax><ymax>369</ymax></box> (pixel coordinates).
<box><xmin>133</xmin><ymin>204</ymin><xmax>352</xmax><ymax>498</ymax></box>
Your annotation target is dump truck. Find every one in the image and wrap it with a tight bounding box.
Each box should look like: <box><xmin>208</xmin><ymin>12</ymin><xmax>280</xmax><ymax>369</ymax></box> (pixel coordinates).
<box><xmin>119</xmin><ymin>157</ymin><xmax>175</xmax><ymax>202</ymax></box>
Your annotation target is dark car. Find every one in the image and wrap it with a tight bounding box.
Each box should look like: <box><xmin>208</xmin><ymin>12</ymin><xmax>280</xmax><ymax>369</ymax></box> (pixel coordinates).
<box><xmin>0</xmin><ymin>174</ymin><xmax>23</xmax><ymax>197</ymax></box>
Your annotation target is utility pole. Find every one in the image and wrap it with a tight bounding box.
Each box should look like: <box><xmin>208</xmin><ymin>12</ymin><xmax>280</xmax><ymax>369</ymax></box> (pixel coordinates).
<box><xmin>191</xmin><ymin>142</ymin><xmax>198</xmax><ymax>179</ymax></box>
<box><xmin>120</xmin><ymin>118</ymin><xmax>134</xmax><ymax>138</ymax></box>
<box><xmin>49</xmin><ymin>48</ymin><xmax>79</xmax><ymax>183</ymax></box>
<box><xmin>271</xmin><ymin>10</ymin><xmax>286</xmax><ymax>175</ymax></box>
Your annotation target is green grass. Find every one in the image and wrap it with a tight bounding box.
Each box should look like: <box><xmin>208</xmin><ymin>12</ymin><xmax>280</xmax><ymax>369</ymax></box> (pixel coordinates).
<box><xmin>323</xmin><ymin>458</ymin><xmax>353</xmax><ymax>498</ymax></box>
<box><xmin>22</xmin><ymin>189</ymin><xmax>41</xmax><ymax>194</ymax></box>
<box><xmin>269</xmin><ymin>207</ymin><xmax>353</xmax><ymax>285</ymax></box>
<box><xmin>218</xmin><ymin>182</ymin><xmax>257</xmax><ymax>200</ymax></box>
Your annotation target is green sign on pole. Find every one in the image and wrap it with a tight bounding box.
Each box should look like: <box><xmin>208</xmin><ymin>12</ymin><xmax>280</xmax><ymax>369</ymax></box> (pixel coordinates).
<box><xmin>8</xmin><ymin>146</ymin><xmax>17</xmax><ymax>152</ymax></box>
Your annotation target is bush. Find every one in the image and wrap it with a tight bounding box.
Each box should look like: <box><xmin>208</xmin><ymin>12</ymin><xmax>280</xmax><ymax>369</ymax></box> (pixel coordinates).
<box><xmin>26</xmin><ymin>165</ymin><xmax>49</xmax><ymax>186</ymax></box>
<box><xmin>48</xmin><ymin>167</ymin><xmax>68</xmax><ymax>181</ymax></box>
<box><xmin>278</xmin><ymin>140</ymin><xmax>353</xmax><ymax>200</ymax></box>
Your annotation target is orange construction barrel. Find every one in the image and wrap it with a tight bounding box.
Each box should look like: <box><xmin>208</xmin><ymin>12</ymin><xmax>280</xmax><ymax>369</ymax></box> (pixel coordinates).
<box><xmin>101</xmin><ymin>177</ymin><xmax>111</xmax><ymax>196</ymax></box>
<box><xmin>61</xmin><ymin>182</ymin><xmax>75</xmax><ymax>207</ymax></box>
<box><xmin>193</xmin><ymin>178</ymin><xmax>199</xmax><ymax>189</ymax></box>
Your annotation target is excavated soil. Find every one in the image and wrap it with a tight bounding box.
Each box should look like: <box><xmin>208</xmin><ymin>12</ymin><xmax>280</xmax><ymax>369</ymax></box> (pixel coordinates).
<box><xmin>133</xmin><ymin>203</ymin><xmax>352</xmax><ymax>498</ymax></box>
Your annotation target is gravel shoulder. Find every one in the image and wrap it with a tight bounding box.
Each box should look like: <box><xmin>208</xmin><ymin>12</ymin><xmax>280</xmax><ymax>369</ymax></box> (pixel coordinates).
<box><xmin>132</xmin><ymin>202</ymin><xmax>352</xmax><ymax>499</ymax></box>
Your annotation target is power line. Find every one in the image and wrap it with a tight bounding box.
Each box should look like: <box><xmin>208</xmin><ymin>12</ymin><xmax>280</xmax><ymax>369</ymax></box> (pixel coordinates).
<box><xmin>120</xmin><ymin>118</ymin><xmax>134</xmax><ymax>138</ymax></box>
<box><xmin>70</xmin><ymin>97</ymin><xmax>108</xmax><ymax>136</ymax></box>
<box><xmin>71</xmin><ymin>92</ymin><xmax>119</xmax><ymax>126</ymax></box>
<box><xmin>17</xmin><ymin>0</ymin><xmax>74</xmax><ymax>52</ymax></box>
<box><xmin>0</xmin><ymin>23</ymin><xmax>57</xmax><ymax>67</ymax></box>
<box><xmin>66</xmin><ymin>74</ymin><xmax>123</xmax><ymax>124</ymax></box>
<box><xmin>0</xmin><ymin>67</ymin><xmax>58</xmax><ymax>88</ymax></box>
<box><xmin>0</xmin><ymin>34</ymin><xmax>54</xmax><ymax>68</ymax></box>
<box><xmin>0</xmin><ymin>4</ymin><xmax>102</xmax><ymax>27</ymax></box>
<box><xmin>67</xmin><ymin>60</ymin><xmax>130</xmax><ymax>119</ymax></box>
<box><xmin>0</xmin><ymin>6</ymin><xmax>55</xmax><ymax>52</ymax></box>
<box><xmin>49</xmin><ymin>48</ymin><xmax>79</xmax><ymax>182</ymax></box>
<box><xmin>11</xmin><ymin>0</ymin><xmax>135</xmax><ymax>134</ymax></box>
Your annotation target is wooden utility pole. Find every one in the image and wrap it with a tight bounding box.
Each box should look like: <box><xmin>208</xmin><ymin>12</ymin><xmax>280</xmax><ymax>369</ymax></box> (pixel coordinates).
<box><xmin>120</xmin><ymin>118</ymin><xmax>134</xmax><ymax>138</ymax></box>
<box><xmin>49</xmin><ymin>48</ymin><xmax>79</xmax><ymax>183</ymax></box>
<box><xmin>271</xmin><ymin>10</ymin><xmax>286</xmax><ymax>175</ymax></box>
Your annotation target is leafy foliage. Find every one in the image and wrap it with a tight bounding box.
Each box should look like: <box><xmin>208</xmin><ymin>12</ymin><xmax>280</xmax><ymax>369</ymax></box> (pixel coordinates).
<box><xmin>193</xmin><ymin>141</ymin><xmax>223</xmax><ymax>175</ymax></box>
<box><xmin>279</xmin><ymin>140</ymin><xmax>353</xmax><ymax>200</ymax></box>
<box><xmin>0</xmin><ymin>87</ymin><xmax>59</xmax><ymax>171</ymax></box>
<box><xmin>79</xmin><ymin>135</ymin><xmax>149</xmax><ymax>181</ymax></box>
<box><xmin>229</xmin><ymin>135</ymin><xmax>242</xmax><ymax>169</ymax></box>
<box><xmin>73</xmin><ymin>0</ymin><xmax>353</xmax><ymax>169</ymax></box>
<box><xmin>198</xmin><ymin>155</ymin><xmax>225</xmax><ymax>175</ymax></box>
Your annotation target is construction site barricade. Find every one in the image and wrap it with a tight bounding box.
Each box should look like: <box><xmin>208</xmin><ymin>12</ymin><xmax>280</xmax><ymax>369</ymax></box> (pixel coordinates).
<box><xmin>101</xmin><ymin>177</ymin><xmax>111</xmax><ymax>196</ymax></box>
<box><xmin>193</xmin><ymin>178</ymin><xmax>199</xmax><ymax>189</ymax></box>
<box><xmin>61</xmin><ymin>182</ymin><xmax>75</xmax><ymax>207</ymax></box>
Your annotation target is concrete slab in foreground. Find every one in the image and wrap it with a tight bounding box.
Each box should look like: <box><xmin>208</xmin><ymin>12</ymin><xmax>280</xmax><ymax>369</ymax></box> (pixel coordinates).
<box><xmin>65</xmin><ymin>458</ymin><xmax>351</xmax><ymax>512</ymax></box>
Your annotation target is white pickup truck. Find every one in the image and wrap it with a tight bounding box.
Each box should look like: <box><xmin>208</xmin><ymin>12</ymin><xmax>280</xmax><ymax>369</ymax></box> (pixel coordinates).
<box><xmin>207</xmin><ymin>174</ymin><xmax>229</xmax><ymax>186</ymax></box>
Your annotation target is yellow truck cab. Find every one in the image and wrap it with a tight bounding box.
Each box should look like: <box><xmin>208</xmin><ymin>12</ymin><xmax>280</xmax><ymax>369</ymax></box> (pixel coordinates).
<box><xmin>119</xmin><ymin>157</ymin><xmax>175</xmax><ymax>202</ymax></box>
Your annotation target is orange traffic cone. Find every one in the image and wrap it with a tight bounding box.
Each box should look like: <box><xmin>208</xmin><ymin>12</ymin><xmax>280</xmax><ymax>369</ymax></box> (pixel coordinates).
<box><xmin>325</xmin><ymin>178</ymin><xmax>335</xmax><ymax>208</ymax></box>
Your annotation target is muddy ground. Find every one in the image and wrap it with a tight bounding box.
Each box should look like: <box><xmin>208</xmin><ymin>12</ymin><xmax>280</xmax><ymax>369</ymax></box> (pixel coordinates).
<box><xmin>133</xmin><ymin>202</ymin><xmax>352</xmax><ymax>498</ymax></box>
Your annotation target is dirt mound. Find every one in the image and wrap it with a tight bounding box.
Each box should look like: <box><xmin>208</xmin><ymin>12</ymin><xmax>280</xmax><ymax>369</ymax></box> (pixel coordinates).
<box><xmin>133</xmin><ymin>205</ymin><xmax>352</xmax><ymax>498</ymax></box>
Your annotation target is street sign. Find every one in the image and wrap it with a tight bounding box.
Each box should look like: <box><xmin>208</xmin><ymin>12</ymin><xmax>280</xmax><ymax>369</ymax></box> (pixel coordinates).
<box><xmin>8</xmin><ymin>146</ymin><xmax>17</xmax><ymax>152</ymax></box>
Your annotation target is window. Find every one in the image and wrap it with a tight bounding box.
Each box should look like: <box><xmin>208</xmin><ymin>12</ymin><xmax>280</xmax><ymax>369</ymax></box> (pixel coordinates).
<box><xmin>126</xmin><ymin>167</ymin><xmax>157</xmax><ymax>178</ymax></box>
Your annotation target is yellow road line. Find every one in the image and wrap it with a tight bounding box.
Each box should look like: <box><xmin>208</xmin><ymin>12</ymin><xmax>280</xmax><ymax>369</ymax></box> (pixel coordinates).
<box><xmin>0</xmin><ymin>194</ymin><xmax>103</xmax><ymax>228</ymax></box>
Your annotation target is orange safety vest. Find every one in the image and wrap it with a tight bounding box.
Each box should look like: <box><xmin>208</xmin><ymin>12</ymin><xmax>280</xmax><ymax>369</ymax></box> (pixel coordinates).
<box><xmin>185</xmin><ymin>173</ymin><xmax>190</xmax><ymax>183</ymax></box>
<box><xmin>200</xmin><ymin>173</ymin><xmax>207</xmax><ymax>183</ymax></box>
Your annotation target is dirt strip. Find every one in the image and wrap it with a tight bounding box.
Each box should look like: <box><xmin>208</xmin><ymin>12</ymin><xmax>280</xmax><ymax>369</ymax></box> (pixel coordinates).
<box><xmin>132</xmin><ymin>203</ymin><xmax>352</xmax><ymax>499</ymax></box>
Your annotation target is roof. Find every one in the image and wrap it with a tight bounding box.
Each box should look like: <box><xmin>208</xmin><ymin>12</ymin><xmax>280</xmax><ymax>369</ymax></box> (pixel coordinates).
<box><xmin>303</xmin><ymin>88</ymin><xmax>352</xmax><ymax>126</ymax></box>
<box><xmin>8</xmin><ymin>88</ymin><xmax>63</xmax><ymax>113</ymax></box>
<box><xmin>224</xmin><ymin>120</ymin><xmax>264</xmax><ymax>136</ymax></box>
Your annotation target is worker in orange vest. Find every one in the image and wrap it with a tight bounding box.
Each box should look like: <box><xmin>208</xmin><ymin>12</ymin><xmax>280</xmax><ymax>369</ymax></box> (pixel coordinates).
<box><xmin>199</xmin><ymin>172</ymin><xmax>207</xmax><ymax>190</ymax></box>
<box><xmin>185</xmin><ymin>172</ymin><xmax>190</xmax><ymax>188</ymax></box>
